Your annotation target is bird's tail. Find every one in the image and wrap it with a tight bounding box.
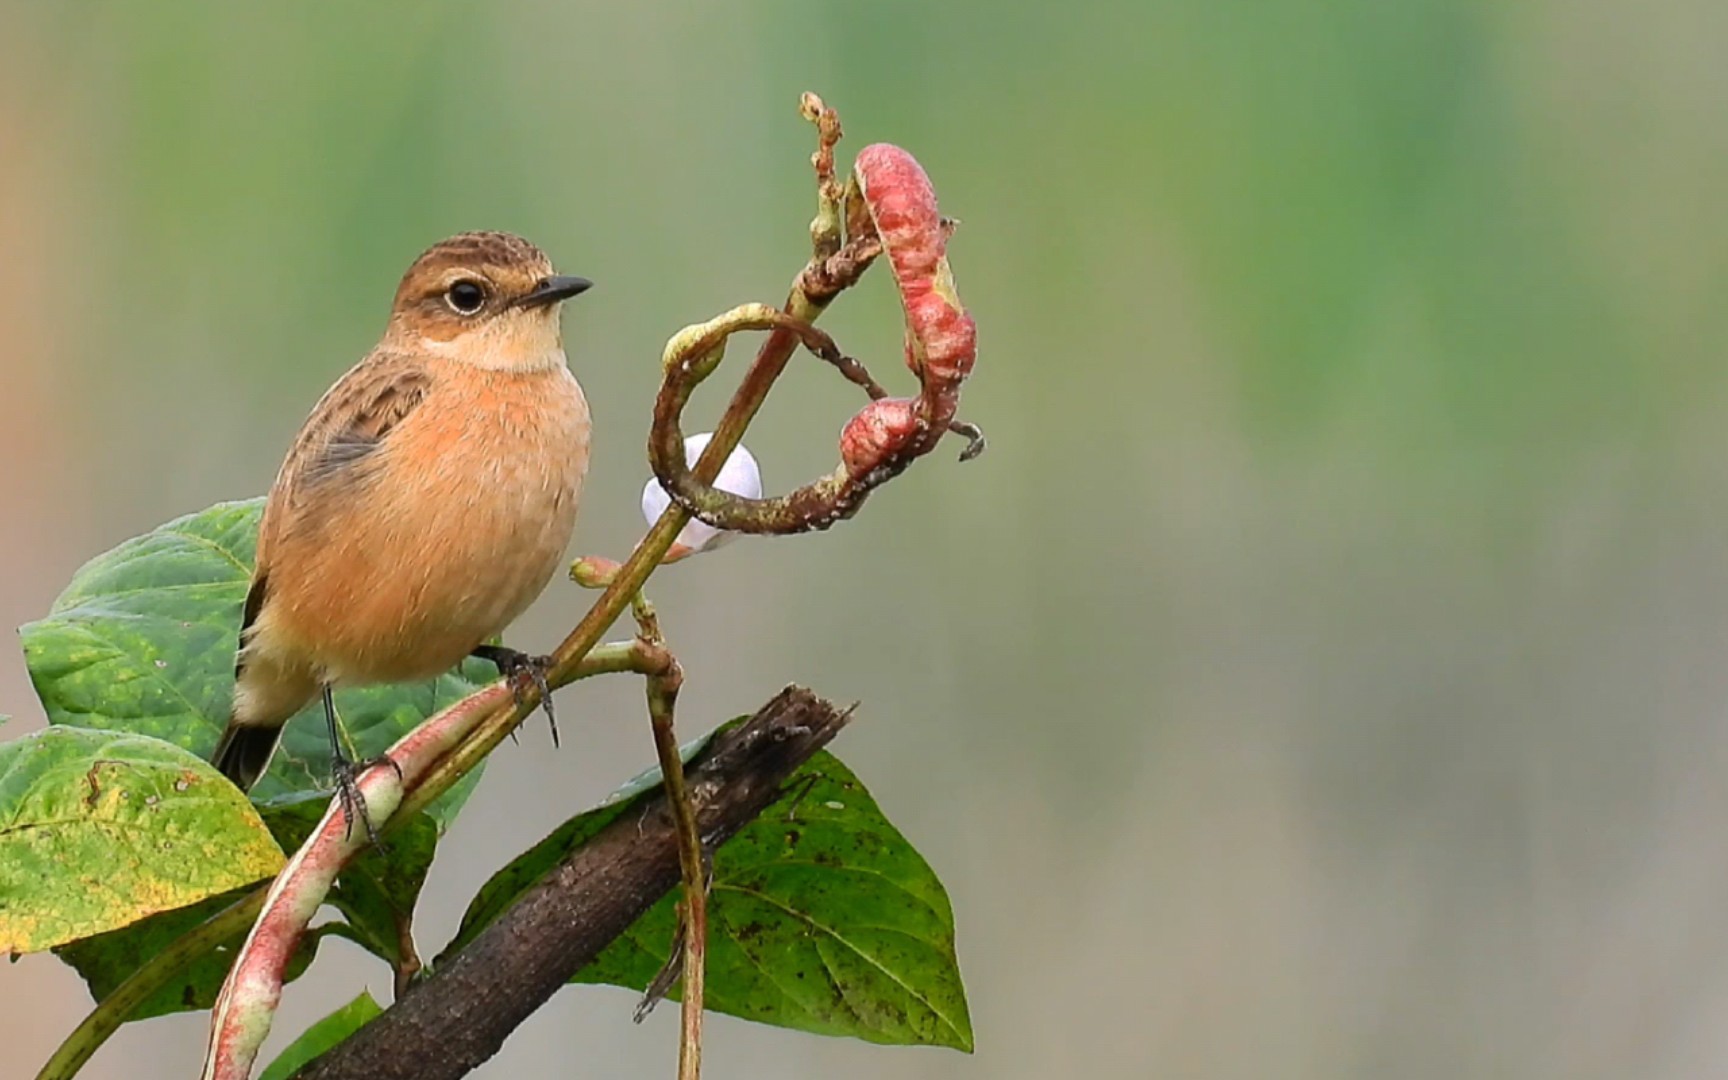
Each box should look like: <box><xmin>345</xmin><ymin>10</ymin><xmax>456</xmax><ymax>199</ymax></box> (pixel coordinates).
<box><xmin>212</xmin><ymin>723</ymin><xmax>282</xmax><ymax>792</ymax></box>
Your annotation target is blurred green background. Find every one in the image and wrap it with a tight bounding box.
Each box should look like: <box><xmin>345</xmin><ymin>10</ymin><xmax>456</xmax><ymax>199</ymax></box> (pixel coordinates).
<box><xmin>4</xmin><ymin>2</ymin><xmax>1727</xmax><ymax>1078</ymax></box>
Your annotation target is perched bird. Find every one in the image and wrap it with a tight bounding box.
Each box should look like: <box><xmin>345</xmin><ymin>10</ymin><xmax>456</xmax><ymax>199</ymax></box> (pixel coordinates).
<box><xmin>211</xmin><ymin>231</ymin><xmax>593</xmax><ymax>830</ymax></box>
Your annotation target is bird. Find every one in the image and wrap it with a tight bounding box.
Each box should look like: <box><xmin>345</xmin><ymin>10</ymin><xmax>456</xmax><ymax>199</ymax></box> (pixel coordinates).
<box><xmin>210</xmin><ymin>231</ymin><xmax>593</xmax><ymax>834</ymax></box>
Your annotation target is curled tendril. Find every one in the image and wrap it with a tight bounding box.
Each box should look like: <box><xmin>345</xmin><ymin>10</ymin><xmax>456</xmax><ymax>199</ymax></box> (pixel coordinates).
<box><xmin>649</xmin><ymin>303</ymin><xmax>980</xmax><ymax>535</ymax></box>
<box><xmin>646</xmin><ymin>143</ymin><xmax>981</xmax><ymax>537</ymax></box>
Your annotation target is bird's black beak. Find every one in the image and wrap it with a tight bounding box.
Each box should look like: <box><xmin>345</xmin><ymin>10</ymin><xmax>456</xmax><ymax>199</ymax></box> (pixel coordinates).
<box><xmin>515</xmin><ymin>275</ymin><xmax>593</xmax><ymax>310</ymax></box>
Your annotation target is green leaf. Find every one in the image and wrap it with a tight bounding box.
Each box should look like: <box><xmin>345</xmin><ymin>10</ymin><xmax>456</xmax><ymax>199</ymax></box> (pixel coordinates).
<box><xmin>0</xmin><ymin>727</ymin><xmax>284</xmax><ymax>954</ymax></box>
<box><xmin>452</xmin><ymin>742</ymin><xmax>973</xmax><ymax>1051</ymax></box>
<box><xmin>257</xmin><ymin>990</ymin><xmax>383</xmax><ymax>1080</ymax></box>
<box><xmin>262</xmin><ymin>793</ymin><xmax>438</xmax><ymax>969</ymax></box>
<box><xmin>45</xmin><ymin>790</ymin><xmax>431</xmax><ymax>1022</ymax></box>
<box><xmin>54</xmin><ymin>884</ymin><xmax>322</xmax><ymax>1021</ymax></box>
<box><xmin>18</xmin><ymin>498</ymin><xmax>494</xmax><ymax>829</ymax></box>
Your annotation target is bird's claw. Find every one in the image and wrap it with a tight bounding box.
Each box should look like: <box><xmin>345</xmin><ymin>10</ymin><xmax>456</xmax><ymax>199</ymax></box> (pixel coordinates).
<box><xmin>330</xmin><ymin>753</ymin><xmax>399</xmax><ymax>849</ymax></box>
<box><xmin>473</xmin><ymin>645</ymin><xmax>559</xmax><ymax>747</ymax></box>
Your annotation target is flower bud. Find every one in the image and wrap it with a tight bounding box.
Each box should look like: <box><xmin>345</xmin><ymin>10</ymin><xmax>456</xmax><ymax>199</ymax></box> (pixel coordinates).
<box><xmin>641</xmin><ymin>433</ymin><xmax>763</xmax><ymax>555</ymax></box>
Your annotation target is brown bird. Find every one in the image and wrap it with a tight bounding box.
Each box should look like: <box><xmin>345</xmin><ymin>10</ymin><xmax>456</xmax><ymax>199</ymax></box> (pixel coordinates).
<box><xmin>211</xmin><ymin>231</ymin><xmax>592</xmax><ymax>829</ymax></box>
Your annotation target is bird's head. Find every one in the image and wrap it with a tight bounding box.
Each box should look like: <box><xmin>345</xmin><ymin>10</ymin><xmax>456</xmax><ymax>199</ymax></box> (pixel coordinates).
<box><xmin>385</xmin><ymin>231</ymin><xmax>592</xmax><ymax>371</ymax></box>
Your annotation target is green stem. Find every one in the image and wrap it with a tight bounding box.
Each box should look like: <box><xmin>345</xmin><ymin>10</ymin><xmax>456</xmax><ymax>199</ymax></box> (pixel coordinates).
<box><xmin>649</xmin><ymin>669</ymin><xmax>703</xmax><ymax>1080</ymax></box>
<box><xmin>630</xmin><ymin>597</ymin><xmax>705</xmax><ymax>1080</ymax></box>
<box><xmin>397</xmin><ymin>636</ymin><xmax>675</xmax><ymax>822</ymax></box>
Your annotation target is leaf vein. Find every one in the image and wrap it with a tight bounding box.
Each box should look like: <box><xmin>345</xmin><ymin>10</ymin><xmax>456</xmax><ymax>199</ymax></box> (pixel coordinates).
<box><xmin>160</xmin><ymin>527</ymin><xmax>252</xmax><ymax>576</ymax></box>
<box><xmin>717</xmin><ymin>882</ymin><xmax>965</xmax><ymax>1043</ymax></box>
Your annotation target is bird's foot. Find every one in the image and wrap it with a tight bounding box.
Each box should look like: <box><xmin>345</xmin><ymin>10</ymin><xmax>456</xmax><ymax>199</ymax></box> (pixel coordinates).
<box><xmin>330</xmin><ymin>751</ymin><xmax>402</xmax><ymax>848</ymax></box>
<box><xmin>472</xmin><ymin>644</ymin><xmax>559</xmax><ymax>747</ymax></box>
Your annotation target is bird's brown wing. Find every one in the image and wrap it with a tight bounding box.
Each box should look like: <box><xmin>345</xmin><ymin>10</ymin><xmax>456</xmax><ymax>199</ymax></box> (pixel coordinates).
<box><xmin>260</xmin><ymin>354</ymin><xmax>433</xmax><ymax>544</ymax></box>
<box><xmin>299</xmin><ymin>361</ymin><xmax>435</xmax><ymax>487</ymax></box>
<box><xmin>240</xmin><ymin>354</ymin><xmax>434</xmax><ymax>672</ymax></box>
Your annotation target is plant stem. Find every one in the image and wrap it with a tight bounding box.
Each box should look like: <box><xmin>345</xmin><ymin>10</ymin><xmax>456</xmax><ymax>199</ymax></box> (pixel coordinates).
<box><xmin>632</xmin><ymin>597</ymin><xmax>705</xmax><ymax>1080</ymax></box>
<box><xmin>655</xmin><ymin>685</ymin><xmax>705</xmax><ymax>1080</ymax></box>
<box><xmin>391</xmin><ymin>910</ymin><xmax>422</xmax><ymax>1001</ymax></box>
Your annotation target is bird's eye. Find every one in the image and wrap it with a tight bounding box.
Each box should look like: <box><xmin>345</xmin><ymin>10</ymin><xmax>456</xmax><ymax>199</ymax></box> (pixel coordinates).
<box><xmin>445</xmin><ymin>280</ymin><xmax>487</xmax><ymax>315</ymax></box>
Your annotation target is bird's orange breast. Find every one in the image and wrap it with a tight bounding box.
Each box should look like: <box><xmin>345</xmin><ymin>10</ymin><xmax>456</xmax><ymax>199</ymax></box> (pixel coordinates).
<box><xmin>260</xmin><ymin>359</ymin><xmax>590</xmax><ymax>685</ymax></box>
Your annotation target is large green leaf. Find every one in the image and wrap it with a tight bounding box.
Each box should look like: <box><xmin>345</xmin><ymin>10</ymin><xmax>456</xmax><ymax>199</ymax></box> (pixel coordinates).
<box><xmin>0</xmin><ymin>727</ymin><xmax>284</xmax><ymax>954</ymax></box>
<box><xmin>257</xmin><ymin>990</ymin><xmax>383</xmax><ymax>1080</ymax></box>
<box><xmin>452</xmin><ymin>741</ymin><xmax>973</xmax><ymax>1051</ymax></box>
<box><xmin>46</xmin><ymin>790</ymin><xmax>435</xmax><ymax>1022</ymax></box>
<box><xmin>18</xmin><ymin>498</ymin><xmax>495</xmax><ymax>829</ymax></box>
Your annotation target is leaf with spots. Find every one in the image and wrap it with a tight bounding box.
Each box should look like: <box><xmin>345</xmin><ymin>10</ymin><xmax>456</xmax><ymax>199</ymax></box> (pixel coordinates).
<box><xmin>45</xmin><ymin>791</ymin><xmax>432</xmax><ymax>1021</ymax></box>
<box><xmin>18</xmin><ymin>498</ymin><xmax>493</xmax><ymax>829</ymax></box>
<box><xmin>0</xmin><ymin>726</ymin><xmax>284</xmax><ymax>954</ymax></box>
<box><xmin>451</xmin><ymin>742</ymin><xmax>973</xmax><ymax>1051</ymax></box>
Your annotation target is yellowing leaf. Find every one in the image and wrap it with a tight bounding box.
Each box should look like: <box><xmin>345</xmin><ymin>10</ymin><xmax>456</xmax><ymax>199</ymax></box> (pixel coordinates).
<box><xmin>0</xmin><ymin>727</ymin><xmax>284</xmax><ymax>954</ymax></box>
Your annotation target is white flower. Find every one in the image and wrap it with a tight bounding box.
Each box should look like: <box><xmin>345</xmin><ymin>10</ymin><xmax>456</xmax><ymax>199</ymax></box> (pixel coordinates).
<box><xmin>641</xmin><ymin>433</ymin><xmax>763</xmax><ymax>556</ymax></box>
